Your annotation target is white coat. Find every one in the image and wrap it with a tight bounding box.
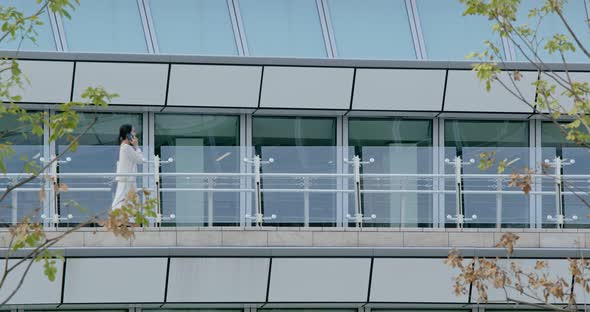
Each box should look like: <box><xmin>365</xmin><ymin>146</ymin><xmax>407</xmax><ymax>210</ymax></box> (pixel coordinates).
<box><xmin>111</xmin><ymin>143</ymin><xmax>145</xmax><ymax>210</ymax></box>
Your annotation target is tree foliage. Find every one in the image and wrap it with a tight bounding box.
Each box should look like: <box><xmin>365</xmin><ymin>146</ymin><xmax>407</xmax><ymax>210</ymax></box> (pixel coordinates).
<box><xmin>0</xmin><ymin>0</ymin><xmax>157</xmax><ymax>305</ymax></box>
<box><xmin>448</xmin><ymin>0</ymin><xmax>590</xmax><ymax>310</ymax></box>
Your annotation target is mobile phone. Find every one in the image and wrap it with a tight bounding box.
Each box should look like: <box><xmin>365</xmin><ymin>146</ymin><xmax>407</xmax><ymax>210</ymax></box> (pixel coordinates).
<box><xmin>127</xmin><ymin>133</ymin><xmax>134</xmax><ymax>142</ymax></box>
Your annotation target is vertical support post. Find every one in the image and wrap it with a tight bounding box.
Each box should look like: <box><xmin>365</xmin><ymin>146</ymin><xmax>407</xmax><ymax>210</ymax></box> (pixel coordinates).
<box><xmin>554</xmin><ymin>156</ymin><xmax>563</xmax><ymax>229</ymax></box>
<box><xmin>496</xmin><ymin>177</ymin><xmax>502</xmax><ymax>229</ymax></box>
<box><xmin>207</xmin><ymin>176</ymin><xmax>214</xmax><ymax>227</ymax></box>
<box><xmin>243</xmin><ymin>155</ymin><xmax>275</xmax><ymax>227</ymax></box>
<box><xmin>352</xmin><ymin>156</ymin><xmax>362</xmax><ymax>227</ymax></box>
<box><xmin>253</xmin><ymin>155</ymin><xmax>262</xmax><ymax>226</ymax></box>
<box><xmin>303</xmin><ymin>176</ymin><xmax>310</xmax><ymax>228</ymax></box>
<box><xmin>445</xmin><ymin>156</ymin><xmax>476</xmax><ymax>228</ymax></box>
<box><xmin>153</xmin><ymin>155</ymin><xmax>161</xmax><ymax>227</ymax></box>
<box><xmin>400</xmin><ymin>178</ymin><xmax>407</xmax><ymax>228</ymax></box>
<box><xmin>344</xmin><ymin>155</ymin><xmax>375</xmax><ymax>227</ymax></box>
<box><xmin>11</xmin><ymin>190</ymin><xmax>17</xmax><ymax>225</ymax></box>
<box><xmin>544</xmin><ymin>156</ymin><xmax>577</xmax><ymax>228</ymax></box>
<box><xmin>453</xmin><ymin>156</ymin><xmax>464</xmax><ymax>229</ymax></box>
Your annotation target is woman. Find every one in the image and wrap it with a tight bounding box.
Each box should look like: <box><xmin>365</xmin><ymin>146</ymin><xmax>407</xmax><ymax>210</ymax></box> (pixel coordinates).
<box><xmin>112</xmin><ymin>124</ymin><xmax>145</xmax><ymax>210</ymax></box>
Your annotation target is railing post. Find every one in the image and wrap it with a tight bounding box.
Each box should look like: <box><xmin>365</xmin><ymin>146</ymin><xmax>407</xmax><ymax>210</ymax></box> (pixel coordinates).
<box><xmin>545</xmin><ymin>156</ymin><xmax>577</xmax><ymax>228</ymax></box>
<box><xmin>146</xmin><ymin>155</ymin><xmax>174</xmax><ymax>226</ymax></box>
<box><xmin>207</xmin><ymin>176</ymin><xmax>213</xmax><ymax>227</ymax></box>
<box><xmin>11</xmin><ymin>190</ymin><xmax>17</xmax><ymax>225</ymax></box>
<box><xmin>344</xmin><ymin>155</ymin><xmax>376</xmax><ymax>228</ymax></box>
<box><xmin>445</xmin><ymin>156</ymin><xmax>477</xmax><ymax>228</ymax></box>
<box><xmin>39</xmin><ymin>155</ymin><xmax>72</xmax><ymax>228</ymax></box>
<box><xmin>496</xmin><ymin>177</ymin><xmax>502</xmax><ymax>229</ymax></box>
<box><xmin>400</xmin><ymin>178</ymin><xmax>406</xmax><ymax>228</ymax></box>
<box><xmin>303</xmin><ymin>176</ymin><xmax>310</xmax><ymax>228</ymax></box>
<box><xmin>243</xmin><ymin>155</ymin><xmax>276</xmax><ymax>227</ymax></box>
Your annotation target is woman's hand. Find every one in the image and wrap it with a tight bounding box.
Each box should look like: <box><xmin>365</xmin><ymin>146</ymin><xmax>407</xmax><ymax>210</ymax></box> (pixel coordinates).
<box><xmin>131</xmin><ymin>135</ymin><xmax>139</xmax><ymax>147</ymax></box>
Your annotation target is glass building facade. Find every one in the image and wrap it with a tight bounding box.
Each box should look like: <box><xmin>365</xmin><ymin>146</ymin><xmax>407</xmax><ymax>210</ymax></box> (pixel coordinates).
<box><xmin>1</xmin><ymin>0</ymin><xmax>589</xmax><ymax>309</ymax></box>
<box><xmin>1</xmin><ymin>113</ymin><xmax>579</xmax><ymax>229</ymax></box>
<box><xmin>2</xmin><ymin>0</ymin><xmax>589</xmax><ymax>61</ymax></box>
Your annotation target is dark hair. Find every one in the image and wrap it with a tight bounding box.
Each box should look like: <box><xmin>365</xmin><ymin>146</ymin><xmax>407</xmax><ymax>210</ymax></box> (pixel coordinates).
<box><xmin>118</xmin><ymin>124</ymin><xmax>133</xmax><ymax>145</ymax></box>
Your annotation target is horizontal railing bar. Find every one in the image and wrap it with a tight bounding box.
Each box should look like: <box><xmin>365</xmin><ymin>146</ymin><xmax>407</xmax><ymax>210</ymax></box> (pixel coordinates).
<box><xmin>160</xmin><ymin>188</ymin><xmax>255</xmax><ymax>192</ymax></box>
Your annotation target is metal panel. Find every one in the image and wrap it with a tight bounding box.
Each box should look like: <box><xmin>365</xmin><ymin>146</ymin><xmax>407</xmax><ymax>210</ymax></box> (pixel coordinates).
<box><xmin>483</xmin><ymin>259</ymin><xmax>571</xmax><ymax>304</ymax></box>
<box><xmin>370</xmin><ymin>258</ymin><xmax>466</xmax><ymax>303</ymax></box>
<box><xmin>167</xmin><ymin>65</ymin><xmax>261</xmax><ymax>108</ymax></box>
<box><xmin>63</xmin><ymin>258</ymin><xmax>167</xmax><ymax>303</ymax></box>
<box><xmin>268</xmin><ymin>258</ymin><xmax>370</xmax><ymax>302</ymax></box>
<box><xmin>260</xmin><ymin>66</ymin><xmax>354</xmax><ymax>110</ymax></box>
<box><xmin>538</xmin><ymin>72</ymin><xmax>590</xmax><ymax>113</ymax></box>
<box><xmin>73</xmin><ymin>62</ymin><xmax>168</xmax><ymax>106</ymax></box>
<box><xmin>444</xmin><ymin>70</ymin><xmax>537</xmax><ymax>113</ymax></box>
<box><xmin>352</xmin><ymin>69</ymin><xmax>445</xmax><ymax>111</ymax></box>
<box><xmin>167</xmin><ymin>257</ymin><xmax>269</xmax><ymax>302</ymax></box>
<box><xmin>0</xmin><ymin>259</ymin><xmax>63</xmax><ymax>305</ymax></box>
<box><xmin>3</xmin><ymin>61</ymin><xmax>73</xmax><ymax>103</ymax></box>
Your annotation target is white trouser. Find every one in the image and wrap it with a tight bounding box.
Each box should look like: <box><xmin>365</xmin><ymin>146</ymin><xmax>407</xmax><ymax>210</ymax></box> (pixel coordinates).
<box><xmin>111</xmin><ymin>181</ymin><xmax>137</xmax><ymax>210</ymax></box>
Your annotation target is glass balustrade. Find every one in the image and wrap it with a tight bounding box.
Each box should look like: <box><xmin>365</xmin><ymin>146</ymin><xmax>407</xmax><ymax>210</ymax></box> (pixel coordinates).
<box><xmin>2</xmin><ymin>146</ymin><xmax>590</xmax><ymax>228</ymax></box>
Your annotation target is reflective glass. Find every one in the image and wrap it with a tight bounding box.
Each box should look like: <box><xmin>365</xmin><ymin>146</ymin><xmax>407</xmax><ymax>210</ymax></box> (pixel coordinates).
<box><xmin>62</xmin><ymin>0</ymin><xmax>147</xmax><ymax>53</ymax></box>
<box><xmin>541</xmin><ymin>122</ymin><xmax>590</xmax><ymax>228</ymax></box>
<box><xmin>415</xmin><ymin>0</ymin><xmax>498</xmax><ymax>60</ymax></box>
<box><xmin>0</xmin><ymin>0</ymin><xmax>56</xmax><ymax>51</ymax></box>
<box><xmin>148</xmin><ymin>0</ymin><xmax>238</xmax><ymax>55</ymax></box>
<box><xmin>155</xmin><ymin>114</ymin><xmax>240</xmax><ymax>226</ymax></box>
<box><xmin>252</xmin><ymin>117</ymin><xmax>336</xmax><ymax>226</ymax></box>
<box><xmin>327</xmin><ymin>0</ymin><xmax>416</xmax><ymax>59</ymax></box>
<box><xmin>515</xmin><ymin>0</ymin><xmax>590</xmax><ymax>63</ymax></box>
<box><xmin>238</xmin><ymin>0</ymin><xmax>327</xmax><ymax>57</ymax></box>
<box><xmin>0</xmin><ymin>113</ymin><xmax>44</xmax><ymax>225</ymax></box>
<box><xmin>444</xmin><ymin>120</ymin><xmax>530</xmax><ymax>228</ymax></box>
<box><xmin>348</xmin><ymin>118</ymin><xmax>433</xmax><ymax>227</ymax></box>
<box><xmin>56</xmin><ymin>113</ymin><xmax>143</xmax><ymax>225</ymax></box>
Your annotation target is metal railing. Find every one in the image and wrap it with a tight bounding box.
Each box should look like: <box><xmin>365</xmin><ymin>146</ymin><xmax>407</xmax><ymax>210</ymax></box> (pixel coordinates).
<box><xmin>1</xmin><ymin>149</ymin><xmax>589</xmax><ymax>229</ymax></box>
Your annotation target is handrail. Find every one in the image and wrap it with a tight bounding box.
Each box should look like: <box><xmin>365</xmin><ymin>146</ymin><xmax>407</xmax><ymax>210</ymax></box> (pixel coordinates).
<box><xmin>2</xmin><ymin>154</ymin><xmax>589</xmax><ymax>229</ymax></box>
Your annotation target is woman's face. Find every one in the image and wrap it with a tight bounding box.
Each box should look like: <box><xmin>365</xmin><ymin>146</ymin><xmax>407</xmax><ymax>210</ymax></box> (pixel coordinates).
<box><xmin>131</xmin><ymin>128</ymin><xmax>136</xmax><ymax>138</ymax></box>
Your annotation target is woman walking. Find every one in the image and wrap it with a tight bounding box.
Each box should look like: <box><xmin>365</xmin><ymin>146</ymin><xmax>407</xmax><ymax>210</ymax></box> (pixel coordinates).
<box><xmin>112</xmin><ymin>124</ymin><xmax>144</xmax><ymax>210</ymax></box>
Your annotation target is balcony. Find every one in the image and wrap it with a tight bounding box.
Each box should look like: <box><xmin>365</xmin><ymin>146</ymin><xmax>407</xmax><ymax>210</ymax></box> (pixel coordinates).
<box><xmin>1</xmin><ymin>146</ymin><xmax>589</xmax><ymax>230</ymax></box>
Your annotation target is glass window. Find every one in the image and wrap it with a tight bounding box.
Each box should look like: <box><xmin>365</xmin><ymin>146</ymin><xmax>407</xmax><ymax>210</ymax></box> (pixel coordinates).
<box><xmin>415</xmin><ymin>0</ymin><xmax>498</xmax><ymax>60</ymax></box>
<box><xmin>348</xmin><ymin>118</ymin><xmax>432</xmax><ymax>227</ymax></box>
<box><xmin>252</xmin><ymin>116</ymin><xmax>336</xmax><ymax>226</ymax></box>
<box><xmin>515</xmin><ymin>0</ymin><xmax>590</xmax><ymax>63</ymax></box>
<box><xmin>541</xmin><ymin>122</ymin><xmax>590</xmax><ymax>228</ymax></box>
<box><xmin>148</xmin><ymin>0</ymin><xmax>238</xmax><ymax>55</ymax></box>
<box><xmin>0</xmin><ymin>113</ymin><xmax>44</xmax><ymax>225</ymax></box>
<box><xmin>155</xmin><ymin>114</ymin><xmax>240</xmax><ymax>226</ymax></box>
<box><xmin>327</xmin><ymin>0</ymin><xmax>416</xmax><ymax>59</ymax></box>
<box><xmin>0</xmin><ymin>0</ymin><xmax>56</xmax><ymax>51</ymax></box>
<box><xmin>62</xmin><ymin>0</ymin><xmax>147</xmax><ymax>53</ymax></box>
<box><xmin>444</xmin><ymin>120</ymin><xmax>529</xmax><ymax>228</ymax></box>
<box><xmin>57</xmin><ymin>113</ymin><xmax>143</xmax><ymax>225</ymax></box>
<box><xmin>238</xmin><ymin>0</ymin><xmax>327</xmax><ymax>57</ymax></box>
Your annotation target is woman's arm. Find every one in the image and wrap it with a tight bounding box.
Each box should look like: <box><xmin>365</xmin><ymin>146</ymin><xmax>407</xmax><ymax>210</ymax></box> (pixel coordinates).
<box><xmin>124</xmin><ymin>144</ymin><xmax>145</xmax><ymax>164</ymax></box>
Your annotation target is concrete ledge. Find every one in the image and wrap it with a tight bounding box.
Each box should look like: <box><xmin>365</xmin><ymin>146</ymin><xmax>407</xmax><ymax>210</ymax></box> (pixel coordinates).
<box><xmin>13</xmin><ymin>228</ymin><xmax>590</xmax><ymax>250</ymax></box>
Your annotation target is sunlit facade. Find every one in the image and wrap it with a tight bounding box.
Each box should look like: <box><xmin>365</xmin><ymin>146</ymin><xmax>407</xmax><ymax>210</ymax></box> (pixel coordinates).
<box><xmin>1</xmin><ymin>0</ymin><xmax>590</xmax><ymax>311</ymax></box>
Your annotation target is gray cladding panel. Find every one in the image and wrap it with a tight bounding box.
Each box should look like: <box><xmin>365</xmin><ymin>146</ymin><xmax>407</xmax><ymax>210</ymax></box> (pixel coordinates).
<box><xmin>268</xmin><ymin>258</ymin><xmax>370</xmax><ymax>302</ymax></box>
<box><xmin>0</xmin><ymin>259</ymin><xmax>63</xmax><ymax>305</ymax></box>
<box><xmin>73</xmin><ymin>62</ymin><xmax>168</xmax><ymax>106</ymax></box>
<box><xmin>5</xmin><ymin>61</ymin><xmax>73</xmax><ymax>103</ymax></box>
<box><xmin>353</xmin><ymin>69</ymin><xmax>446</xmax><ymax>111</ymax></box>
<box><xmin>260</xmin><ymin>67</ymin><xmax>354</xmax><ymax>110</ymax></box>
<box><xmin>167</xmin><ymin>257</ymin><xmax>269</xmax><ymax>302</ymax></box>
<box><xmin>484</xmin><ymin>259</ymin><xmax>570</xmax><ymax>304</ymax></box>
<box><xmin>539</xmin><ymin>72</ymin><xmax>590</xmax><ymax>113</ymax></box>
<box><xmin>444</xmin><ymin>70</ymin><xmax>537</xmax><ymax>113</ymax></box>
<box><xmin>63</xmin><ymin>258</ymin><xmax>167</xmax><ymax>303</ymax></box>
<box><xmin>370</xmin><ymin>258</ymin><xmax>466</xmax><ymax>303</ymax></box>
<box><xmin>167</xmin><ymin>65</ymin><xmax>261</xmax><ymax>108</ymax></box>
